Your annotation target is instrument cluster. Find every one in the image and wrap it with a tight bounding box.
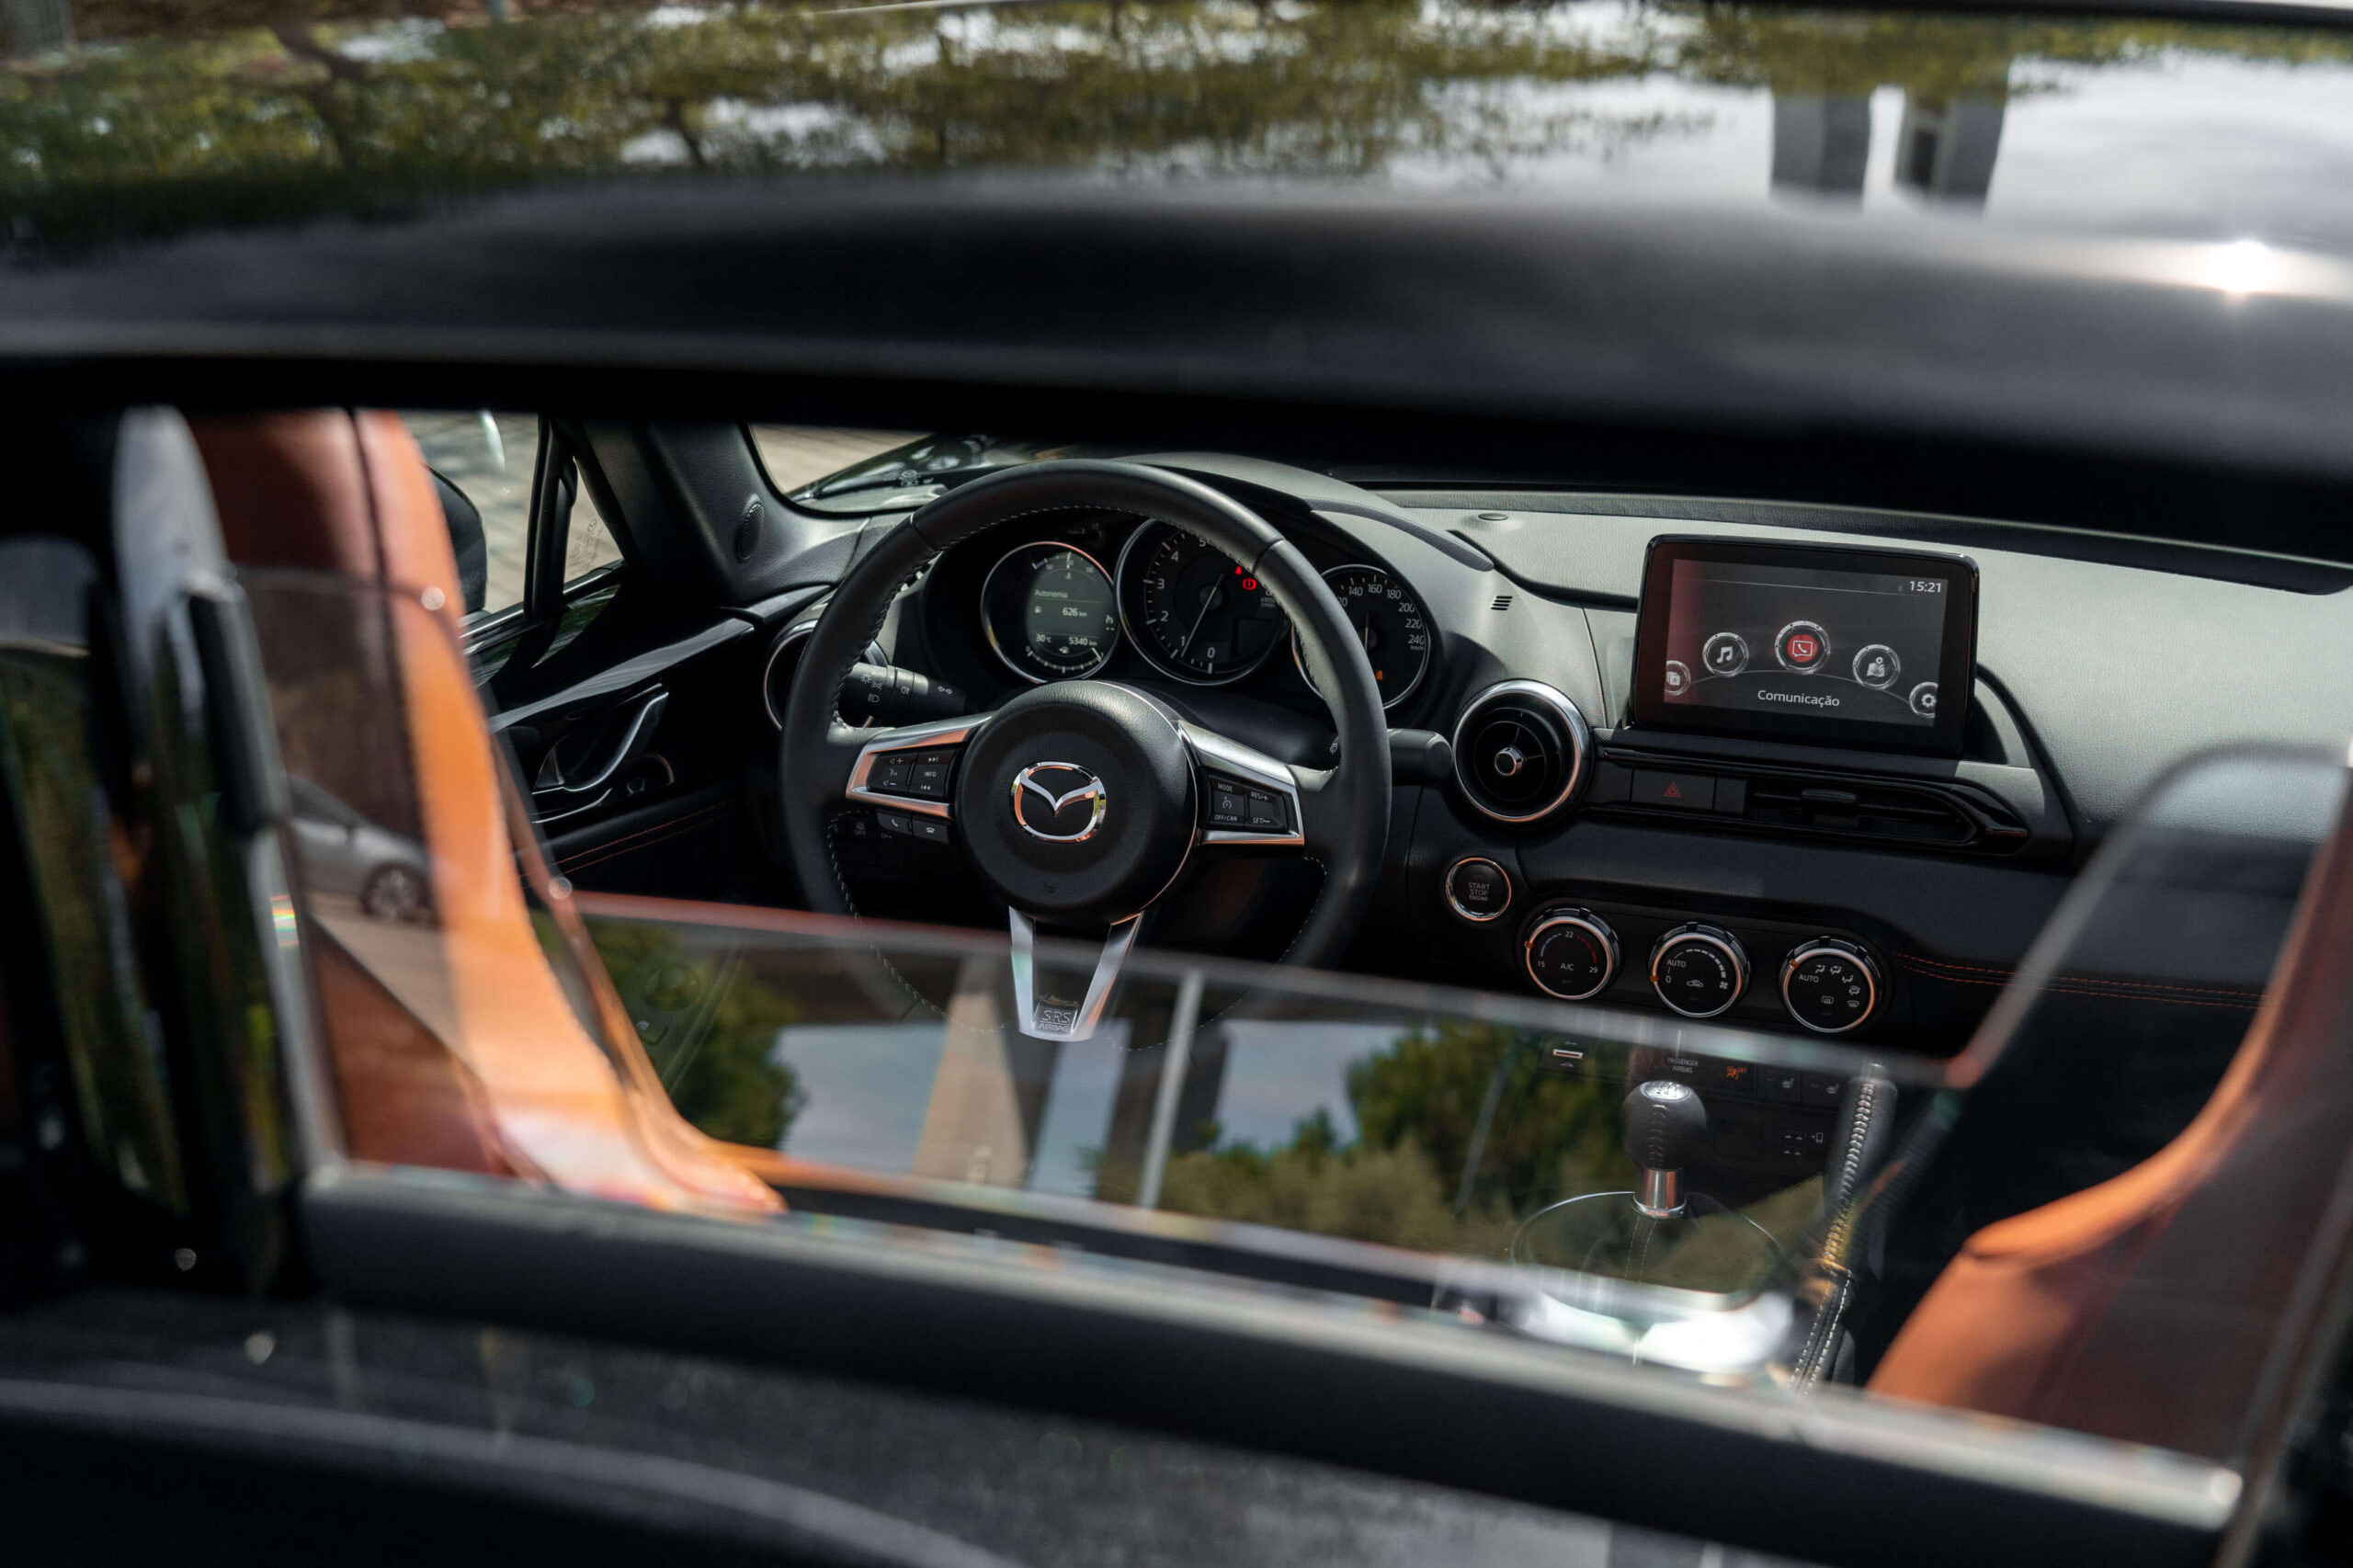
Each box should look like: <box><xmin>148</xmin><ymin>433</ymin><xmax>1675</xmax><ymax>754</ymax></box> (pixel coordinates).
<box><xmin>959</xmin><ymin>515</ymin><xmax>1437</xmax><ymax>711</ymax></box>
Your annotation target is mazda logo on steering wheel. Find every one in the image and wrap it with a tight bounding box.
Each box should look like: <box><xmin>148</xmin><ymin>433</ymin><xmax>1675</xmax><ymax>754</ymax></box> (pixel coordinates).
<box><xmin>1012</xmin><ymin>763</ymin><xmax>1108</xmax><ymax>843</ymax></box>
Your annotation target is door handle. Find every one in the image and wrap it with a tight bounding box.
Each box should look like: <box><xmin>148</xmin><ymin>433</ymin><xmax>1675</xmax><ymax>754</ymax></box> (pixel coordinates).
<box><xmin>533</xmin><ymin>687</ymin><xmax>668</xmax><ymax>798</ymax></box>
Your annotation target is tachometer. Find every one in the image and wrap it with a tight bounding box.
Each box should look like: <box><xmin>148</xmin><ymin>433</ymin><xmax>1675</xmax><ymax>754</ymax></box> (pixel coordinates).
<box><xmin>981</xmin><ymin>540</ymin><xmax>1119</xmax><ymax>682</ymax></box>
<box><xmin>1116</xmin><ymin>523</ymin><xmax>1288</xmax><ymax>685</ymax></box>
<box><xmin>1290</xmin><ymin>564</ymin><xmax>1434</xmax><ymax>709</ymax></box>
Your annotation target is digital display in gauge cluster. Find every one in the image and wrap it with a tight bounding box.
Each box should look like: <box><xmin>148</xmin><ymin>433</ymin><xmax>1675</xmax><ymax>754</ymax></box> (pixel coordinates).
<box><xmin>1631</xmin><ymin>538</ymin><xmax>1978</xmax><ymax>756</ymax></box>
<box><xmin>982</xmin><ymin>541</ymin><xmax>1120</xmax><ymax>682</ymax></box>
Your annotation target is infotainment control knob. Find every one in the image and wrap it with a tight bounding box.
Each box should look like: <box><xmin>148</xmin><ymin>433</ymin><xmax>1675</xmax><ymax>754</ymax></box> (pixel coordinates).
<box><xmin>1650</xmin><ymin>924</ymin><xmax>1749</xmax><ymax>1018</ymax></box>
<box><xmin>1524</xmin><ymin>907</ymin><xmax>1620</xmax><ymax>1001</ymax></box>
<box><xmin>1780</xmin><ymin>938</ymin><xmax>1882</xmax><ymax>1035</ymax></box>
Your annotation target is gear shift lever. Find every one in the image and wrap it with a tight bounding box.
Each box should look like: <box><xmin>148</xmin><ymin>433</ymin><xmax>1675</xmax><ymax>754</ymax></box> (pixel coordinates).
<box><xmin>1508</xmin><ymin>1072</ymin><xmax>1779</xmax><ymax>1324</ymax></box>
<box><xmin>1622</xmin><ymin>1079</ymin><xmax>1707</xmax><ymax>1218</ymax></box>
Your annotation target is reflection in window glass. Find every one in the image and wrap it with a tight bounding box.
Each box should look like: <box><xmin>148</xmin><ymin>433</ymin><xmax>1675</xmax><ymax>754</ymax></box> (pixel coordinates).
<box><xmin>400</xmin><ymin>411</ymin><xmax>537</xmax><ymax>616</ymax></box>
<box><xmin>398</xmin><ymin>411</ymin><xmax>621</xmax><ymax>619</ymax></box>
<box><xmin>564</xmin><ymin>496</ymin><xmax>623</xmax><ymax>581</ymax></box>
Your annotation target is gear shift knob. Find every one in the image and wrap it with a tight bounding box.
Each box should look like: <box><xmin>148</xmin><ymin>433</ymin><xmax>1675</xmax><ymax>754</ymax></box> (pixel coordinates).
<box><xmin>1622</xmin><ymin>1079</ymin><xmax>1707</xmax><ymax>1217</ymax></box>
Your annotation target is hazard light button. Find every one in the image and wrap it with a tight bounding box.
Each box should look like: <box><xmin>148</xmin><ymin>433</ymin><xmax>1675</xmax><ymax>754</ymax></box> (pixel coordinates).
<box><xmin>1632</xmin><ymin>770</ymin><xmax>1717</xmax><ymax>812</ymax></box>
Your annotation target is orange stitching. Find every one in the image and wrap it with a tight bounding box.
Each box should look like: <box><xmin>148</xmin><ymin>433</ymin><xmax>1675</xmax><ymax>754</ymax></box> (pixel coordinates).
<box><xmin>1899</xmin><ymin>955</ymin><xmax>2017</xmax><ymax>978</ymax></box>
<box><xmin>561</xmin><ymin>823</ymin><xmax>707</xmax><ymax>873</ymax></box>
<box><xmin>1896</xmin><ymin>960</ymin><xmax>2257</xmax><ymax>1009</ymax></box>
<box><xmin>554</xmin><ymin>800</ymin><xmax>729</xmax><ymax>864</ymax></box>
<box><xmin>1898</xmin><ymin>954</ymin><xmax>2262</xmax><ymax>1000</ymax></box>
<box><xmin>2032</xmin><ymin>985</ymin><xmax>2255</xmax><ymax>1011</ymax></box>
<box><xmin>557</xmin><ymin>803</ymin><xmax>732</xmax><ymax>872</ymax></box>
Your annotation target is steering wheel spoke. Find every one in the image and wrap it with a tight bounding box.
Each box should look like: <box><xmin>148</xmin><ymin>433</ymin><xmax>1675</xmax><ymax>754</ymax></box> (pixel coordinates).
<box><xmin>1178</xmin><ymin>722</ymin><xmax>1309</xmax><ymax>850</ymax></box>
<box><xmin>1009</xmin><ymin>908</ymin><xmax>1141</xmax><ymax>1040</ymax></box>
<box><xmin>842</xmin><ymin>715</ymin><xmax>987</xmax><ymax>832</ymax></box>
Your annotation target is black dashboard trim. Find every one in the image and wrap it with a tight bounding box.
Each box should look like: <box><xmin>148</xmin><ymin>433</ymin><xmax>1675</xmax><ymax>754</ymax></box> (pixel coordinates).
<box><xmin>1412</xmin><ymin>490</ymin><xmax>2353</xmax><ymax>596</ymax></box>
<box><xmin>1126</xmin><ymin>454</ymin><xmax>1497</xmax><ymax>571</ymax></box>
<box><xmin>1459</xmin><ymin>540</ymin><xmax>1640</xmax><ymax>611</ymax></box>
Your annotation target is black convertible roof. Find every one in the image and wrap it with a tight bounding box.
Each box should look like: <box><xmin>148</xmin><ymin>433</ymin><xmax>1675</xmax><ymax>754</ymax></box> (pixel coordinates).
<box><xmin>7</xmin><ymin>0</ymin><xmax>2353</xmax><ymax>556</ymax></box>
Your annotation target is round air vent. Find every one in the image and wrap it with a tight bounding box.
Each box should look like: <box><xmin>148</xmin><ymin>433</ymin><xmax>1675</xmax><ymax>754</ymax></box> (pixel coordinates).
<box><xmin>1451</xmin><ymin>680</ymin><xmax>1592</xmax><ymax>826</ymax></box>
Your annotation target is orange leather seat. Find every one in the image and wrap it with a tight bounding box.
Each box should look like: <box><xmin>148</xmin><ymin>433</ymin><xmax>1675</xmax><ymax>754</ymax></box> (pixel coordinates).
<box><xmin>1871</xmin><ymin>778</ymin><xmax>2353</xmax><ymax>1457</ymax></box>
<box><xmin>196</xmin><ymin>411</ymin><xmax>777</xmax><ymax>1217</ymax></box>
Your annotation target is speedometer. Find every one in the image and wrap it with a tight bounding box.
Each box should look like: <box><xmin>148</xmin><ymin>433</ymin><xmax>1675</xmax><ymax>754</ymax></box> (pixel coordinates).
<box><xmin>1290</xmin><ymin>564</ymin><xmax>1434</xmax><ymax>709</ymax></box>
<box><xmin>981</xmin><ymin>540</ymin><xmax>1119</xmax><ymax>682</ymax></box>
<box><xmin>1116</xmin><ymin>523</ymin><xmax>1288</xmax><ymax>685</ymax></box>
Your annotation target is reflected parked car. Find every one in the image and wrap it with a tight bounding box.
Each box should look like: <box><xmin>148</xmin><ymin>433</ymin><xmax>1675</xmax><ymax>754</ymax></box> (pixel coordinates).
<box><xmin>285</xmin><ymin>776</ymin><xmax>430</xmax><ymax>922</ymax></box>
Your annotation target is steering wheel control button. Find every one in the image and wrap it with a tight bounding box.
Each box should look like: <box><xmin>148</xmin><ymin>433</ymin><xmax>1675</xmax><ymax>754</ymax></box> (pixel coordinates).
<box><xmin>1700</xmin><ymin>631</ymin><xmax>1749</xmax><ymax>677</ymax></box>
<box><xmin>1632</xmin><ymin>769</ymin><xmax>1716</xmax><ymax>812</ymax></box>
<box><xmin>1523</xmin><ymin>907</ymin><xmax>1620</xmax><ymax>1001</ymax></box>
<box><xmin>1199</xmin><ymin>773</ymin><xmax>1290</xmax><ymax>834</ymax></box>
<box><xmin>1851</xmin><ymin>644</ymin><xmax>1901</xmax><ymax>689</ymax></box>
<box><xmin>1780</xmin><ymin>938</ymin><xmax>1882</xmax><ymax>1034</ymax></box>
<box><xmin>875</xmin><ymin>809</ymin><xmax>947</xmax><ymax>844</ymax></box>
<box><xmin>1908</xmin><ymin>681</ymin><xmax>1941</xmax><ymax>718</ymax></box>
<box><xmin>1650</xmin><ymin>924</ymin><xmax>1750</xmax><ymax>1018</ymax></box>
<box><xmin>1775</xmin><ymin>619</ymin><xmax>1831</xmax><ymax>674</ymax></box>
<box><xmin>858</xmin><ymin>741</ymin><xmax>964</xmax><ymax>806</ymax></box>
<box><xmin>1443</xmin><ymin>857</ymin><xmax>1512</xmax><ymax>922</ymax></box>
<box><xmin>1663</xmin><ymin>659</ymin><xmax>1692</xmax><ymax>697</ymax></box>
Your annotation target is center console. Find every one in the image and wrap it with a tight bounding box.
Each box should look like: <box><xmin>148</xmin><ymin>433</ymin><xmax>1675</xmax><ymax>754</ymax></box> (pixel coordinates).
<box><xmin>1406</xmin><ymin>533</ymin><xmax>2063</xmax><ymax>1187</ymax></box>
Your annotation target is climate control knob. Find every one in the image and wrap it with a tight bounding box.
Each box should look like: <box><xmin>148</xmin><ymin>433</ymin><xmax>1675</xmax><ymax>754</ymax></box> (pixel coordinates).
<box><xmin>1523</xmin><ymin>907</ymin><xmax>1620</xmax><ymax>1002</ymax></box>
<box><xmin>1650</xmin><ymin>924</ymin><xmax>1749</xmax><ymax>1018</ymax></box>
<box><xmin>1779</xmin><ymin>938</ymin><xmax>1882</xmax><ymax>1035</ymax></box>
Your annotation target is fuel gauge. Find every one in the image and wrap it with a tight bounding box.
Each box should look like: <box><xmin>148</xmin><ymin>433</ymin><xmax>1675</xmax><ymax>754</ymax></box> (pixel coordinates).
<box><xmin>1291</xmin><ymin>563</ymin><xmax>1435</xmax><ymax>709</ymax></box>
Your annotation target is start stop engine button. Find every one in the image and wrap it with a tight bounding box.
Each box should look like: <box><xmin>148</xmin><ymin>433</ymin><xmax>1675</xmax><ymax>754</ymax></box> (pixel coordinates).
<box><xmin>1445</xmin><ymin>857</ymin><xmax>1512</xmax><ymax>922</ymax></box>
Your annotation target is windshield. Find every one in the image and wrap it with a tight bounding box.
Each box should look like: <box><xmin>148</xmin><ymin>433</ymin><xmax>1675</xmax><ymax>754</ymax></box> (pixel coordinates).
<box><xmin>756</xmin><ymin>431</ymin><xmax>1065</xmax><ymax>517</ymax></box>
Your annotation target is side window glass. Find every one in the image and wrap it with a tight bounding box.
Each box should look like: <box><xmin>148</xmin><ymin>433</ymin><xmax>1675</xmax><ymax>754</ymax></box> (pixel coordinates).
<box><xmin>563</xmin><ymin>477</ymin><xmax>623</xmax><ymax>583</ymax></box>
<box><xmin>398</xmin><ymin>411</ymin><xmax>621</xmax><ymax>622</ymax></box>
<box><xmin>399</xmin><ymin>411</ymin><xmax>538</xmax><ymax>619</ymax></box>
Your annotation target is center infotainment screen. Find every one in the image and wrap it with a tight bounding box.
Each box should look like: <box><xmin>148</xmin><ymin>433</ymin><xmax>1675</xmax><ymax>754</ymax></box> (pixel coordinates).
<box><xmin>1630</xmin><ymin>538</ymin><xmax>1978</xmax><ymax>755</ymax></box>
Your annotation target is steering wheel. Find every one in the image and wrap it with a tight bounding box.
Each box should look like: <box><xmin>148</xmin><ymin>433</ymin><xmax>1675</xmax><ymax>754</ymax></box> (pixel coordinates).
<box><xmin>778</xmin><ymin>460</ymin><xmax>1392</xmax><ymax>1040</ymax></box>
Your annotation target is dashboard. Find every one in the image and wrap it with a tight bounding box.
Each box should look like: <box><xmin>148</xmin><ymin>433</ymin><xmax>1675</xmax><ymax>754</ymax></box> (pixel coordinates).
<box><xmin>763</xmin><ymin>450</ymin><xmax>2353</xmax><ymax>1105</ymax></box>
